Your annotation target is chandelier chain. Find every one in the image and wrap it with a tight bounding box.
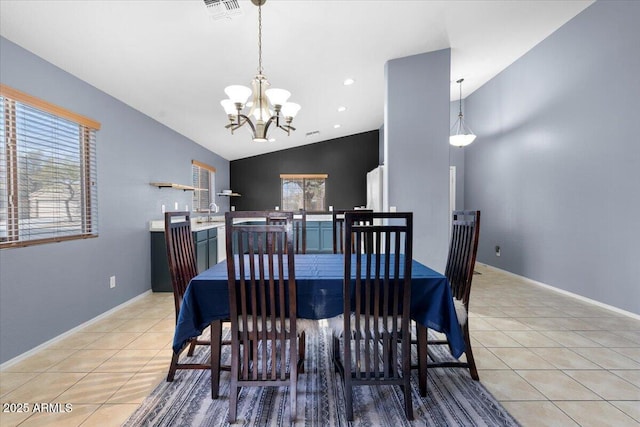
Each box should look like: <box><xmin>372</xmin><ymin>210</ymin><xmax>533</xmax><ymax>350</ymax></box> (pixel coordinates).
<box><xmin>257</xmin><ymin>3</ymin><xmax>263</xmax><ymax>74</ymax></box>
<box><xmin>458</xmin><ymin>78</ymin><xmax>463</xmax><ymax>117</ymax></box>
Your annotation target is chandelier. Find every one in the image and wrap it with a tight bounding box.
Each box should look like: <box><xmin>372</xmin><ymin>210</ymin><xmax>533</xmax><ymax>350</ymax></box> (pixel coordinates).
<box><xmin>449</xmin><ymin>78</ymin><xmax>476</xmax><ymax>147</ymax></box>
<box><xmin>220</xmin><ymin>0</ymin><xmax>300</xmax><ymax>142</ymax></box>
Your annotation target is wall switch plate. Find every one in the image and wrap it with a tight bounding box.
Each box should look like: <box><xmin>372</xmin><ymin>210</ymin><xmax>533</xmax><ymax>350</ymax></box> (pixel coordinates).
<box><xmin>110</xmin><ymin>276</ymin><xmax>116</xmax><ymax>288</ymax></box>
<box><xmin>390</xmin><ymin>206</ymin><xmax>397</xmax><ymax>212</ymax></box>
<box><xmin>495</xmin><ymin>246</ymin><xmax>501</xmax><ymax>257</ymax></box>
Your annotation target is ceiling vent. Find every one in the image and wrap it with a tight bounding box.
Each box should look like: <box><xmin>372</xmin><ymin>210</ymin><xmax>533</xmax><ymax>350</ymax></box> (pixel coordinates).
<box><xmin>204</xmin><ymin>0</ymin><xmax>242</xmax><ymax>20</ymax></box>
<box><xmin>306</xmin><ymin>131</ymin><xmax>321</xmax><ymax>137</ymax></box>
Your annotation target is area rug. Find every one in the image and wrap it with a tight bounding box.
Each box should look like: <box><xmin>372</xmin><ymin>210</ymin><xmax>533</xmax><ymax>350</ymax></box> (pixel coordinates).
<box><xmin>124</xmin><ymin>326</ymin><xmax>519</xmax><ymax>426</ymax></box>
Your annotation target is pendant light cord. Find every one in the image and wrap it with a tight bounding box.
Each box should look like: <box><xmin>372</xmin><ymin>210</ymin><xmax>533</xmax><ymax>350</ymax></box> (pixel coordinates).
<box><xmin>257</xmin><ymin>3</ymin><xmax>263</xmax><ymax>75</ymax></box>
<box><xmin>458</xmin><ymin>78</ymin><xmax>463</xmax><ymax>118</ymax></box>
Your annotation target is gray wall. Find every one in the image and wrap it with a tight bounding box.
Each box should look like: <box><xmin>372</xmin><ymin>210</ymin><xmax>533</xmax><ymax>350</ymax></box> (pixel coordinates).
<box><xmin>0</xmin><ymin>37</ymin><xmax>230</xmax><ymax>363</ymax></box>
<box><xmin>230</xmin><ymin>130</ymin><xmax>379</xmax><ymax>211</ymax></box>
<box><xmin>464</xmin><ymin>1</ymin><xmax>640</xmax><ymax>315</ymax></box>
<box><xmin>385</xmin><ymin>49</ymin><xmax>451</xmax><ymax>271</ymax></box>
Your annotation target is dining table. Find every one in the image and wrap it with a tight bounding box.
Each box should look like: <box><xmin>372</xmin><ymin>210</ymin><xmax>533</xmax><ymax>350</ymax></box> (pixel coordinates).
<box><xmin>173</xmin><ymin>254</ymin><xmax>465</xmax><ymax>371</ymax></box>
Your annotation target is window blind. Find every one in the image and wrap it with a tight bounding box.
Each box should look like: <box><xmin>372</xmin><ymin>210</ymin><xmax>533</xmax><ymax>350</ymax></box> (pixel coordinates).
<box><xmin>192</xmin><ymin>160</ymin><xmax>216</xmax><ymax>212</ymax></box>
<box><xmin>0</xmin><ymin>85</ymin><xmax>99</xmax><ymax>248</ymax></box>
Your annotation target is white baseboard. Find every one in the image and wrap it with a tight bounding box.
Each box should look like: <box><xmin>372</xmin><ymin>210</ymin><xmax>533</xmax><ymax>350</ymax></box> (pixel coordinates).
<box><xmin>479</xmin><ymin>264</ymin><xmax>640</xmax><ymax>321</ymax></box>
<box><xmin>0</xmin><ymin>290</ymin><xmax>153</xmax><ymax>370</ymax></box>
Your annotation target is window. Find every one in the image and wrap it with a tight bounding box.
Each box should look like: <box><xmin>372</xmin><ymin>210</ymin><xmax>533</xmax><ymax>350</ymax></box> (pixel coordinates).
<box><xmin>0</xmin><ymin>84</ymin><xmax>100</xmax><ymax>248</ymax></box>
<box><xmin>192</xmin><ymin>160</ymin><xmax>216</xmax><ymax>212</ymax></box>
<box><xmin>280</xmin><ymin>174</ymin><xmax>327</xmax><ymax>211</ymax></box>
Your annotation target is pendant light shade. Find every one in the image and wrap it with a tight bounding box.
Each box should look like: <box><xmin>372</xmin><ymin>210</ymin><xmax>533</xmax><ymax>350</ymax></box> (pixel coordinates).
<box><xmin>450</xmin><ymin>78</ymin><xmax>476</xmax><ymax>147</ymax></box>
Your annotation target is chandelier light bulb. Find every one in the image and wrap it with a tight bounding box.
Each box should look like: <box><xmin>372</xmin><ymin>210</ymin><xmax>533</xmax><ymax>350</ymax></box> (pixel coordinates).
<box><xmin>265</xmin><ymin>88</ymin><xmax>291</xmax><ymax>107</ymax></box>
<box><xmin>224</xmin><ymin>85</ymin><xmax>252</xmax><ymax>105</ymax></box>
<box><xmin>281</xmin><ymin>102</ymin><xmax>301</xmax><ymax>119</ymax></box>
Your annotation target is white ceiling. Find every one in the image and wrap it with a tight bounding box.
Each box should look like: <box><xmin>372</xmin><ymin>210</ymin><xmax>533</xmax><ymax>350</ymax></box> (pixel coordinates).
<box><xmin>0</xmin><ymin>0</ymin><xmax>593</xmax><ymax>160</ymax></box>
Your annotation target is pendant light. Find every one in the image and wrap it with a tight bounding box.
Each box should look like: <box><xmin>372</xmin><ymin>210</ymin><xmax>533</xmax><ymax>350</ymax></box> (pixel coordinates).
<box><xmin>220</xmin><ymin>0</ymin><xmax>300</xmax><ymax>142</ymax></box>
<box><xmin>449</xmin><ymin>78</ymin><xmax>476</xmax><ymax>147</ymax></box>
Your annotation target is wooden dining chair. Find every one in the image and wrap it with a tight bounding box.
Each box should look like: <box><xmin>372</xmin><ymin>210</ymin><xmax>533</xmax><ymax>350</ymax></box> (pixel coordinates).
<box><xmin>267</xmin><ymin>210</ymin><xmax>308</xmax><ymax>372</ymax></box>
<box><xmin>164</xmin><ymin>211</ymin><xmax>227</xmax><ymax>399</ymax></box>
<box><xmin>332</xmin><ymin>209</ymin><xmax>372</xmax><ymax>254</ymax></box>
<box><xmin>332</xmin><ymin>211</ymin><xmax>414</xmax><ymax>421</ymax></box>
<box><xmin>225</xmin><ymin>211</ymin><xmax>301</xmax><ymax>423</ymax></box>
<box><xmin>267</xmin><ymin>210</ymin><xmax>307</xmax><ymax>254</ymax></box>
<box><xmin>416</xmin><ymin>210</ymin><xmax>481</xmax><ymax>393</ymax></box>
<box><xmin>293</xmin><ymin>210</ymin><xmax>307</xmax><ymax>254</ymax></box>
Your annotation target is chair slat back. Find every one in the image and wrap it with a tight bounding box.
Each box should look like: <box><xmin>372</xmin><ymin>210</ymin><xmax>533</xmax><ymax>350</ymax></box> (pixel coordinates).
<box><xmin>225</xmin><ymin>211</ymin><xmax>297</xmax><ymax>382</ymax></box>
<box><xmin>343</xmin><ymin>211</ymin><xmax>413</xmax><ymax>380</ymax></box>
<box><xmin>267</xmin><ymin>210</ymin><xmax>306</xmax><ymax>254</ymax></box>
<box><xmin>445</xmin><ymin>210</ymin><xmax>481</xmax><ymax>306</ymax></box>
<box><xmin>164</xmin><ymin>211</ymin><xmax>199</xmax><ymax>322</ymax></box>
<box><xmin>333</xmin><ymin>209</ymin><xmax>373</xmax><ymax>254</ymax></box>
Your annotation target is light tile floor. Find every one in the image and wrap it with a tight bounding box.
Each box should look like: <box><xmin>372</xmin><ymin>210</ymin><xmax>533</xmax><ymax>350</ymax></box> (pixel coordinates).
<box><xmin>1</xmin><ymin>265</ymin><xmax>639</xmax><ymax>426</ymax></box>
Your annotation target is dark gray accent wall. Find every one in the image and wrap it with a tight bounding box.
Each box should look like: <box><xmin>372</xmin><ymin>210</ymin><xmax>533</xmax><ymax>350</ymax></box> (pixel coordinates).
<box><xmin>464</xmin><ymin>1</ymin><xmax>640</xmax><ymax>315</ymax></box>
<box><xmin>0</xmin><ymin>37</ymin><xmax>230</xmax><ymax>363</ymax></box>
<box><xmin>229</xmin><ymin>130</ymin><xmax>379</xmax><ymax>211</ymax></box>
<box><xmin>385</xmin><ymin>49</ymin><xmax>451</xmax><ymax>271</ymax></box>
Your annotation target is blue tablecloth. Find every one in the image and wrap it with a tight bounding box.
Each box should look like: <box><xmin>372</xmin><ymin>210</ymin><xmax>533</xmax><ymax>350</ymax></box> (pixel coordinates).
<box><xmin>173</xmin><ymin>254</ymin><xmax>465</xmax><ymax>358</ymax></box>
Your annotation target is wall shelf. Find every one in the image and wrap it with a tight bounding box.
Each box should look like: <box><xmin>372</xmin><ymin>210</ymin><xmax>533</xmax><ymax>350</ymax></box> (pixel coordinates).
<box><xmin>150</xmin><ymin>182</ymin><xmax>195</xmax><ymax>191</ymax></box>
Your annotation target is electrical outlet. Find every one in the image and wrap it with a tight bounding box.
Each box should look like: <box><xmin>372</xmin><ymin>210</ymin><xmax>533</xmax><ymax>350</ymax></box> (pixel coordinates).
<box><xmin>110</xmin><ymin>276</ymin><xmax>116</xmax><ymax>288</ymax></box>
<box><xmin>495</xmin><ymin>245</ymin><xmax>501</xmax><ymax>257</ymax></box>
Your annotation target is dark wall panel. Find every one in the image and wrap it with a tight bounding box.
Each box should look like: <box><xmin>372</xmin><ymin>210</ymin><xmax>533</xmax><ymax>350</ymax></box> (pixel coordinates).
<box><xmin>230</xmin><ymin>130</ymin><xmax>379</xmax><ymax>211</ymax></box>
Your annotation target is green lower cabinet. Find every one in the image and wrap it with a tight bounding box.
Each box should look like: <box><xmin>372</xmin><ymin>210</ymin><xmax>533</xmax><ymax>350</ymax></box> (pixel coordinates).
<box><xmin>151</xmin><ymin>227</ymin><xmax>218</xmax><ymax>292</ymax></box>
<box><xmin>306</xmin><ymin>221</ymin><xmax>321</xmax><ymax>253</ymax></box>
<box><xmin>305</xmin><ymin>221</ymin><xmax>333</xmax><ymax>253</ymax></box>
<box><xmin>194</xmin><ymin>230</ymin><xmax>208</xmax><ymax>274</ymax></box>
<box><xmin>320</xmin><ymin>221</ymin><xmax>334</xmax><ymax>253</ymax></box>
<box><xmin>208</xmin><ymin>229</ymin><xmax>218</xmax><ymax>268</ymax></box>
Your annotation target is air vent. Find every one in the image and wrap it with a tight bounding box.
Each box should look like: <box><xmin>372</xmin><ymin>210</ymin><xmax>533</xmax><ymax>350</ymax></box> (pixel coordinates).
<box><xmin>306</xmin><ymin>131</ymin><xmax>321</xmax><ymax>137</ymax></box>
<box><xmin>204</xmin><ymin>0</ymin><xmax>242</xmax><ymax>20</ymax></box>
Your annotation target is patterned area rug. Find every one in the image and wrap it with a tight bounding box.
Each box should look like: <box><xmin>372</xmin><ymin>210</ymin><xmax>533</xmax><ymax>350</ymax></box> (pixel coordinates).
<box><xmin>124</xmin><ymin>326</ymin><xmax>519</xmax><ymax>426</ymax></box>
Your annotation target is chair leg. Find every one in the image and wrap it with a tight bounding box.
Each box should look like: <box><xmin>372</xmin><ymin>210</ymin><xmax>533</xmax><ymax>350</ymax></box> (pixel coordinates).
<box><xmin>416</xmin><ymin>324</ymin><xmax>428</xmax><ymax>396</ymax></box>
<box><xmin>166</xmin><ymin>351</ymin><xmax>179</xmax><ymax>382</ymax></box>
<box><xmin>402</xmin><ymin>382</ymin><xmax>414</xmax><ymax>421</ymax></box>
<box><xmin>298</xmin><ymin>331</ymin><xmax>306</xmax><ymax>374</ymax></box>
<box><xmin>402</xmin><ymin>334</ymin><xmax>414</xmax><ymax>420</ymax></box>
<box><xmin>290</xmin><ymin>367</ymin><xmax>298</xmax><ymax>423</ymax></box>
<box><xmin>332</xmin><ymin>335</ymin><xmax>341</xmax><ymax>372</ymax></box>
<box><xmin>463</xmin><ymin>323</ymin><xmax>479</xmax><ymax>380</ymax></box>
<box><xmin>344</xmin><ymin>375</ymin><xmax>354</xmax><ymax>421</ymax></box>
<box><xmin>210</xmin><ymin>320</ymin><xmax>222</xmax><ymax>399</ymax></box>
<box><xmin>228</xmin><ymin>383</ymin><xmax>238</xmax><ymax>423</ymax></box>
<box><xmin>186</xmin><ymin>338</ymin><xmax>197</xmax><ymax>357</ymax></box>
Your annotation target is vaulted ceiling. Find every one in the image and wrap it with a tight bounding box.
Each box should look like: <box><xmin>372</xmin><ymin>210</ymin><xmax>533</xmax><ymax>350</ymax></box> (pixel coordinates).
<box><xmin>0</xmin><ymin>0</ymin><xmax>593</xmax><ymax>160</ymax></box>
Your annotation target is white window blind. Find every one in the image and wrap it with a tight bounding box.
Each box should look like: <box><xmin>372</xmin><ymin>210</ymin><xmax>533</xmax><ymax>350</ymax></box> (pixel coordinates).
<box><xmin>0</xmin><ymin>84</ymin><xmax>100</xmax><ymax>248</ymax></box>
<box><xmin>192</xmin><ymin>160</ymin><xmax>216</xmax><ymax>212</ymax></box>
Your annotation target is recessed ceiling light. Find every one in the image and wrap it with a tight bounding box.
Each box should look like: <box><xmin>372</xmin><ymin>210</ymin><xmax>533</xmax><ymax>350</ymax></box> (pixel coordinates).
<box><xmin>343</xmin><ymin>78</ymin><xmax>355</xmax><ymax>86</ymax></box>
<box><xmin>334</xmin><ymin>124</ymin><xmax>341</xmax><ymax>129</ymax></box>
<box><xmin>269</xmin><ymin>138</ymin><xmax>276</xmax><ymax>142</ymax></box>
<box><xmin>337</xmin><ymin>106</ymin><xmax>347</xmax><ymax>112</ymax></box>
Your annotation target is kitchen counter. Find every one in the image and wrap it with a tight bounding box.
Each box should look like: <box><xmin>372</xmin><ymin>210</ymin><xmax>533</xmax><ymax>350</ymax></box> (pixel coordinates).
<box><xmin>149</xmin><ymin>213</ymin><xmax>333</xmax><ymax>232</ymax></box>
<box><xmin>149</xmin><ymin>217</ymin><xmax>225</xmax><ymax>232</ymax></box>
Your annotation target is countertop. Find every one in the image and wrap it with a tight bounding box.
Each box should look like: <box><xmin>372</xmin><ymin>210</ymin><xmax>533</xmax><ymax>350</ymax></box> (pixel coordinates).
<box><xmin>149</xmin><ymin>213</ymin><xmax>333</xmax><ymax>232</ymax></box>
<box><xmin>149</xmin><ymin>218</ymin><xmax>225</xmax><ymax>232</ymax></box>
